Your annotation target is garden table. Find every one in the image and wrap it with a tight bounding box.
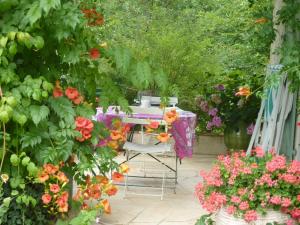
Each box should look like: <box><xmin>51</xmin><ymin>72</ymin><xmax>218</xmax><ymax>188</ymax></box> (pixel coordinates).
<box><xmin>95</xmin><ymin>106</ymin><xmax>197</xmax><ymax>159</ymax></box>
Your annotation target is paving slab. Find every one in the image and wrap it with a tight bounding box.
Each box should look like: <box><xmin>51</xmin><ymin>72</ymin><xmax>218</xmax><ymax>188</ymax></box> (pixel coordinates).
<box><xmin>97</xmin><ymin>154</ymin><xmax>215</xmax><ymax>225</ymax></box>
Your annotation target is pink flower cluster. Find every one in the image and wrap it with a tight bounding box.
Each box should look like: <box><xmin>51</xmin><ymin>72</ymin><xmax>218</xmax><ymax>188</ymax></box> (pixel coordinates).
<box><xmin>199</xmin><ymin>166</ymin><xmax>223</xmax><ymax>187</ymax></box>
<box><xmin>202</xmin><ymin>192</ymin><xmax>227</xmax><ymax>212</ymax></box>
<box><xmin>266</xmin><ymin>155</ymin><xmax>286</xmax><ymax>172</ymax></box>
<box><xmin>195</xmin><ymin>149</ymin><xmax>300</xmax><ymax>223</ymax></box>
<box><xmin>255</xmin><ymin>173</ymin><xmax>277</xmax><ymax>187</ymax></box>
<box><xmin>244</xmin><ymin>210</ymin><xmax>257</xmax><ymax>222</ymax></box>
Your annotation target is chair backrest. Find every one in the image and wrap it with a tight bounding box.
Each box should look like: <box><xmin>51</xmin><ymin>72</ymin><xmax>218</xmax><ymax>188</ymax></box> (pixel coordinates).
<box><xmin>122</xmin><ymin>117</ymin><xmax>168</xmax><ymax>144</ymax></box>
<box><xmin>141</xmin><ymin>96</ymin><xmax>178</xmax><ymax>107</ymax></box>
<box><xmin>129</xmin><ymin>106</ymin><xmax>164</xmax><ymax>115</ymax></box>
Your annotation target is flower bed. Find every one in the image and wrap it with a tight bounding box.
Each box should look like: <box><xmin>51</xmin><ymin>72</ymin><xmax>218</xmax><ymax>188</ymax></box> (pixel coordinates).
<box><xmin>195</xmin><ymin>148</ymin><xmax>300</xmax><ymax>224</ymax></box>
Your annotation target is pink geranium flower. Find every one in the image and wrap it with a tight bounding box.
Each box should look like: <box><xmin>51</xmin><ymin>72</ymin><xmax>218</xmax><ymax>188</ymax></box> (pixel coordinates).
<box><xmin>226</xmin><ymin>205</ymin><xmax>237</xmax><ymax>215</ymax></box>
<box><xmin>244</xmin><ymin>210</ymin><xmax>257</xmax><ymax>222</ymax></box>
<box><xmin>266</xmin><ymin>155</ymin><xmax>286</xmax><ymax>172</ymax></box>
<box><xmin>270</xmin><ymin>196</ymin><xmax>281</xmax><ymax>205</ymax></box>
<box><xmin>239</xmin><ymin>201</ymin><xmax>250</xmax><ymax>211</ymax></box>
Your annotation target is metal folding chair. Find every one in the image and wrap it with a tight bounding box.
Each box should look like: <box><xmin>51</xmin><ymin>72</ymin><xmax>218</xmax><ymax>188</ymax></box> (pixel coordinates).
<box><xmin>121</xmin><ymin>116</ymin><xmax>177</xmax><ymax>200</ymax></box>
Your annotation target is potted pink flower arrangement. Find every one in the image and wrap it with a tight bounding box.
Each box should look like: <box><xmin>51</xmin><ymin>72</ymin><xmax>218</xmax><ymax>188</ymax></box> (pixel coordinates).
<box><xmin>195</xmin><ymin>148</ymin><xmax>300</xmax><ymax>225</ymax></box>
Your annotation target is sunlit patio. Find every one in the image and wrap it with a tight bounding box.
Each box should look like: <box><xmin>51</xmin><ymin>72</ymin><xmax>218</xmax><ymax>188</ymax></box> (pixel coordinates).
<box><xmin>99</xmin><ymin>154</ymin><xmax>215</xmax><ymax>225</ymax></box>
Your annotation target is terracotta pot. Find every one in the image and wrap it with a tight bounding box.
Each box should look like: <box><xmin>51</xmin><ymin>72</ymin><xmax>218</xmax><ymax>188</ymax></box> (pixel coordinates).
<box><xmin>216</xmin><ymin>207</ymin><xmax>290</xmax><ymax>225</ymax></box>
<box><xmin>224</xmin><ymin>121</ymin><xmax>250</xmax><ymax>150</ymax></box>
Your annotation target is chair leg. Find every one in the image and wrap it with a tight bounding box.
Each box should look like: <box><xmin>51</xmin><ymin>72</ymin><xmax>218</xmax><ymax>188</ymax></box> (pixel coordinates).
<box><xmin>124</xmin><ymin>150</ymin><xmax>129</xmax><ymax>198</ymax></box>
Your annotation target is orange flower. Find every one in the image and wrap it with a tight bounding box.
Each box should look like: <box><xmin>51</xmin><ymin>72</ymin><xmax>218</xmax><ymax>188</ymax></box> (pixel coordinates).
<box><xmin>104</xmin><ymin>184</ymin><xmax>118</xmax><ymax>196</ymax></box>
<box><xmin>95</xmin><ymin>175</ymin><xmax>109</xmax><ymax>184</ymax></box>
<box><xmin>56</xmin><ymin>191</ymin><xmax>69</xmax><ymax>207</ymax></box>
<box><xmin>235</xmin><ymin>86</ymin><xmax>251</xmax><ymax>97</ymax></box>
<box><xmin>65</xmin><ymin>87</ymin><xmax>79</xmax><ymax>100</ymax></box>
<box><xmin>112</xmin><ymin>172</ymin><xmax>124</xmax><ymax>182</ymax></box>
<box><xmin>73</xmin><ymin>95</ymin><xmax>83</xmax><ymax>105</ymax></box>
<box><xmin>163</xmin><ymin>110</ymin><xmax>178</xmax><ymax>124</ymax></box>
<box><xmin>73</xmin><ymin>188</ymin><xmax>83</xmax><ymax>201</ymax></box>
<box><xmin>101</xmin><ymin>199</ymin><xmax>111</xmax><ymax>214</ymax></box>
<box><xmin>120</xmin><ymin>164</ymin><xmax>129</xmax><ymax>173</ymax></box>
<box><xmin>49</xmin><ymin>183</ymin><xmax>60</xmax><ymax>193</ymax></box>
<box><xmin>85</xmin><ymin>175</ymin><xmax>91</xmax><ymax>185</ymax></box>
<box><xmin>89</xmin><ymin>184</ymin><xmax>102</xmax><ymax>199</ymax></box>
<box><xmin>38</xmin><ymin>171</ymin><xmax>49</xmax><ymax>183</ymax></box>
<box><xmin>81</xmin><ymin>202</ymin><xmax>89</xmax><ymax>210</ymax></box>
<box><xmin>110</xmin><ymin>130</ymin><xmax>122</xmax><ymax>141</ymax></box>
<box><xmin>58</xmin><ymin>203</ymin><xmax>68</xmax><ymax>213</ymax></box>
<box><xmin>56</xmin><ymin>171</ymin><xmax>69</xmax><ymax>183</ymax></box>
<box><xmin>255</xmin><ymin>18</ymin><xmax>268</xmax><ymax>24</ymax></box>
<box><xmin>157</xmin><ymin>133</ymin><xmax>170</xmax><ymax>143</ymax></box>
<box><xmin>43</xmin><ymin>164</ymin><xmax>59</xmax><ymax>174</ymax></box>
<box><xmin>108</xmin><ymin>140</ymin><xmax>119</xmax><ymax>149</ymax></box>
<box><xmin>42</xmin><ymin>193</ymin><xmax>52</xmax><ymax>204</ymax></box>
<box><xmin>53</xmin><ymin>87</ymin><xmax>63</xmax><ymax>98</ymax></box>
<box><xmin>53</xmin><ymin>80</ymin><xmax>63</xmax><ymax>98</ymax></box>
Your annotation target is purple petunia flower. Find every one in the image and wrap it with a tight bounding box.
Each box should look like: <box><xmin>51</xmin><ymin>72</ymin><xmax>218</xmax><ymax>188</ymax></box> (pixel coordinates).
<box><xmin>247</xmin><ymin>123</ymin><xmax>255</xmax><ymax>135</ymax></box>
<box><xmin>208</xmin><ymin>108</ymin><xmax>218</xmax><ymax>117</ymax></box>
<box><xmin>200</xmin><ymin>101</ymin><xmax>209</xmax><ymax>112</ymax></box>
<box><xmin>206</xmin><ymin>121</ymin><xmax>213</xmax><ymax>130</ymax></box>
<box><xmin>212</xmin><ymin>116</ymin><xmax>222</xmax><ymax>127</ymax></box>
<box><xmin>215</xmin><ymin>84</ymin><xmax>225</xmax><ymax>91</ymax></box>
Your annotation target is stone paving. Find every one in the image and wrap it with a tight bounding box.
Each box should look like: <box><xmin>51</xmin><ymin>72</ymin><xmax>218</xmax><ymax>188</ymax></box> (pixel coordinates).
<box><xmin>97</xmin><ymin>154</ymin><xmax>216</xmax><ymax>225</ymax></box>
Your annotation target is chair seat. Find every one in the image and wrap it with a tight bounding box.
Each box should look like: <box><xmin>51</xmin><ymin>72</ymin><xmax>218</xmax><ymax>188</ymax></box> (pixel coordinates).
<box><xmin>123</xmin><ymin>142</ymin><xmax>172</xmax><ymax>153</ymax></box>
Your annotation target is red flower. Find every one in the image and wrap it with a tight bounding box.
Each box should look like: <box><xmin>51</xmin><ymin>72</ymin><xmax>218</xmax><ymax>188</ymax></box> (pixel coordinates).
<box><xmin>42</xmin><ymin>193</ymin><xmax>52</xmax><ymax>204</ymax></box>
<box><xmin>75</xmin><ymin>117</ymin><xmax>94</xmax><ymax>142</ymax></box>
<box><xmin>49</xmin><ymin>183</ymin><xmax>60</xmax><ymax>193</ymax></box>
<box><xmin>65</xmin><ymin>87</ymin><xmax>79</xmax><ymax>100</ymax></box>
<box><xmin>89</xmin><ymin>48</ymin><xmax>100</xmax><ymax>59</ymax></box>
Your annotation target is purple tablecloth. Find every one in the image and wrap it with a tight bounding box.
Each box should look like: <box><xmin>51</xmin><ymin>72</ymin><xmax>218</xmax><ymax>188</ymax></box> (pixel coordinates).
<box><xmin>95</xmin><ymin>107</ymin><xmax>197</xmax><ymax>159</ymax></box>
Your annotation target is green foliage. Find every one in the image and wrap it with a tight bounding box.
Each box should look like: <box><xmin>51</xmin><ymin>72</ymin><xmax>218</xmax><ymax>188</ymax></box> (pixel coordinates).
<box><xmin>56</xmin><ymin>209</ymin><xmax>99</xmax><ymax>225</ymax></box>
<box><xmin>195</xmin><ymin>214</ymin><xmax>214</xmax><ymax>225</ymax></box>
<box><xmin>102</xmin><ymin>0</ymin><xmax>273</xmax><ymax>107</ymax></box>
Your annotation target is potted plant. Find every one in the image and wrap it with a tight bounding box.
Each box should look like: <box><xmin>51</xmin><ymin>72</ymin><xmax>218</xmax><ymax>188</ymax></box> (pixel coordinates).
<box><xmin>195</xmin><ymin>148</ymin><xmax>300</xmax><ymax>225</ymax></box>
<box><xmin>194</xmin><ymin>71</ymin><xmax>260</xmax><ymax>150</ymax></box>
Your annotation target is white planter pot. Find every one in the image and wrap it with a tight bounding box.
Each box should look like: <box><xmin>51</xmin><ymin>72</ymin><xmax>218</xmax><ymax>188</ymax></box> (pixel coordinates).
<box><xmin>216</xmin><ymin>207</ymin><xmax>290</xmax><ymax>225</ymax></box>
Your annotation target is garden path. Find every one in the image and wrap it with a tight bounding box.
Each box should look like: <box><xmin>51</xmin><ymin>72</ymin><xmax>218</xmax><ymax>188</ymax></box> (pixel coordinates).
<box><xmin>97</xmin><ymin>154</ymin><xmax>215</xmax><ymax>225</ymax></box>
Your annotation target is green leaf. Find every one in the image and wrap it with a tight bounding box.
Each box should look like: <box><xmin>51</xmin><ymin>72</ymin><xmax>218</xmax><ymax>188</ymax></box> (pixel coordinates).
<box><xmin>11</xmin><ymin>190</ymin><xmax>19</xmax><ymax>196</ymax></box>
<box><xmin>30</xmin><ymin>105</ymin><xmax>50</xmax><ymax>125</ymax></box>
<box><xmin>75</xmin><ymin>105</ymin><xmax>95</xmax><ymax>118</ymax></box>
<box><xmin>21</xmin><ymin>132</ymin><xmax>42</xmax><ymax>148</ymax></box>
<box><xmin>48</xmin><ymin>97</ymin><xmax>75</xmax><ymax>123</ymax></box>
<box><xmin>26</xmin><ymin>2</ymin><xmax>42</xmax><ymax>25</ymax></box>
<box><xmin>27</xmin><ymin>162</ymin><xmax>38</xmax><ymax>176</ymax></box>
<box><xmin>40</xmin><ymin>0</ymin><xmax>60</xmax><ymax>14</ymax></box>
